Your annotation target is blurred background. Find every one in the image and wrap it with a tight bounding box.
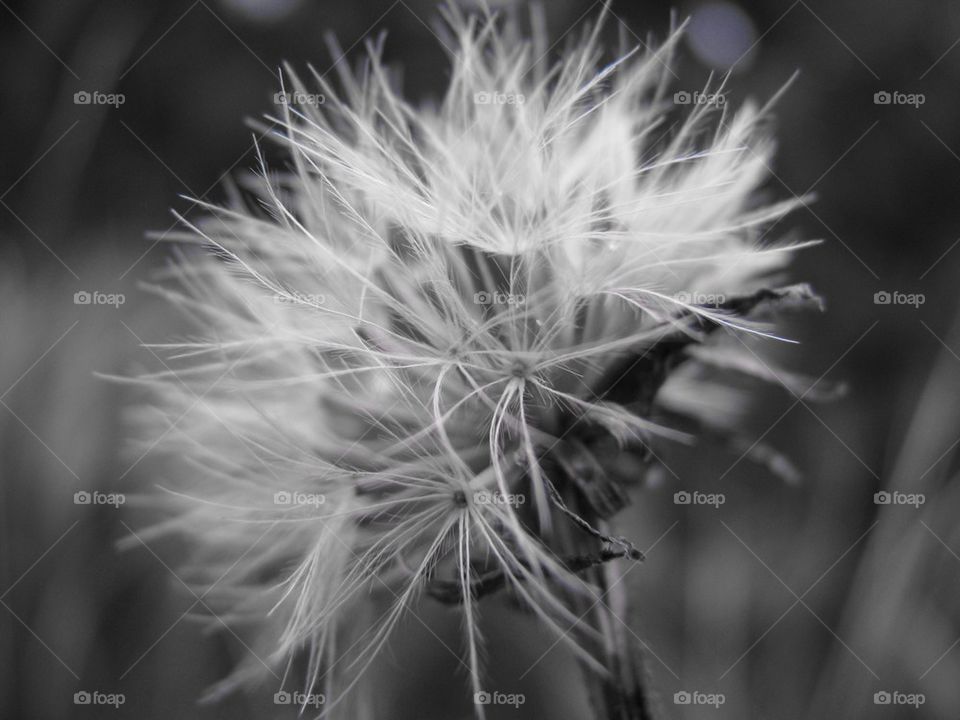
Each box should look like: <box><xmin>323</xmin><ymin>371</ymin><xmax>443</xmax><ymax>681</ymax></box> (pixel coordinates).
<box><xmin>2</xmin><ymin>0</ymin><xmax>959</xmax><ymax>717</ymax></box>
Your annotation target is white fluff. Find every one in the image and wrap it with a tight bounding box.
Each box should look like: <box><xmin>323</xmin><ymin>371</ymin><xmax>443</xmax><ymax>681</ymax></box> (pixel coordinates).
<box><xmin>129</xmin><ymin>5</ymin><xmax>815</xmax><ymax>716</ymax></box>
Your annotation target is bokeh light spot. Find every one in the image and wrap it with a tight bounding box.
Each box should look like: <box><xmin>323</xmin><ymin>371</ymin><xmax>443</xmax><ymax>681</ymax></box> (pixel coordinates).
<box><xmin>686</xmin><ymin>1</ymin><xmax>758</xmax><ymax>72</ymax></box>
<box><xmin>220</xmin><ymin>0</ymin><xmax>304</xmax><ymax>24</ymax></box>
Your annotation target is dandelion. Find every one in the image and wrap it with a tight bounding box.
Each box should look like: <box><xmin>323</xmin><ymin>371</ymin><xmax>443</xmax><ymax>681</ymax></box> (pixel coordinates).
<box><xmin>128</xmin><ymin>4</ymin><xmax>822</xmax><ymax>717</ymax></box>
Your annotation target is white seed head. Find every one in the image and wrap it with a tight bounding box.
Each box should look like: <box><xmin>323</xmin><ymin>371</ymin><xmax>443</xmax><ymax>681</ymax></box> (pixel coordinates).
<box><xmin>131</xmin><ymin>5</ymin><xmax>818</xmax><ymax>715</ymax></box>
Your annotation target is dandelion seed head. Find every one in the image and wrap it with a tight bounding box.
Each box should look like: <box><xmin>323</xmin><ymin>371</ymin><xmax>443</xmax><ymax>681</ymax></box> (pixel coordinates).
<box><xmin>131</xmin><ymin>4</ymin><xmax>821</xmax><ymax>715</ymax></box>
